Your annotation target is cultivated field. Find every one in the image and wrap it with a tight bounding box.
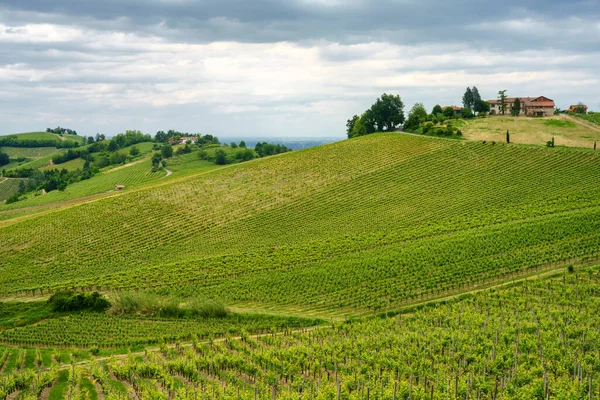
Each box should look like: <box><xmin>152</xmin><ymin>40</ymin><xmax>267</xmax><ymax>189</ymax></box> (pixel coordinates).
<box><xmin>1</xmin><ymin>270</ymin><xmax>599</xmax><ymax>399</ymax></box>
<box><xmin>461</xmin><ymin>115</ymin><xmax>600</xmax><ymax>148</ymax></box>
<box><xmin>2</xmin><ymin>133</ymin><xmax>600</xmax><ymax>398</ymax></box>
<box><xmin>2</xmin><ymin>134</ymin><xmax>600</xmax><ymax>314</ymax></box>
<box><xmin>0</xmin><ymin>147</ymin><xmax>60</xmax><ymax>159</ymax></box>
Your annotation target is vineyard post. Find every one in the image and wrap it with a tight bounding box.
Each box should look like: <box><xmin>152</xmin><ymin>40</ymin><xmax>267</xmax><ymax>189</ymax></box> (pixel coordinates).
<box><xmin>506</xmin><ymin>131</ymin><xmax>510</xmax><ymax>144</ymax></box>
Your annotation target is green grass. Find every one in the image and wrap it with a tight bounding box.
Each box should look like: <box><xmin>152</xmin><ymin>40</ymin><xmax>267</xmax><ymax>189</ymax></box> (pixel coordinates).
<box><xmin>544</xmin><ymin>119</ymin><xmax>576</xmax><ymax>128</ymax></box>
<box><xmin>79</xmin><ymin>377</ymin><xmax>98</xmax><ymax>400</ymax></box>
<box><xmin>48</xmin><ymin>369</ymin><xmax>70</xmax><ymax>400</ymax></box>
<box><xmin>0</xmin><ymin>301</ymin><xmax>55</xmax><ymax>329</ymax></box>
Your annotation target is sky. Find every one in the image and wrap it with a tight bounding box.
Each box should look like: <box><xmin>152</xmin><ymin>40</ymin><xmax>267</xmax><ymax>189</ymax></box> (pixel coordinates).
<box><xmin>0</xmin><ymin>1</ymin><xmax>599</xmax><ymax>138</ymax></box>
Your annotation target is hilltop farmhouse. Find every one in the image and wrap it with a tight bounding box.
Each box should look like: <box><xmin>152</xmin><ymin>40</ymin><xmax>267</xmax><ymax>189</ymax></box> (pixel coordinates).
<box><xmin>567</xmin><ymin>104</ymin><xmax>588</xmax><ymax>113</ymax></box>
<box><xmin>487</xmin><ymin>96</ymin><xmax>555</xmax><ymax>117</ymax></box>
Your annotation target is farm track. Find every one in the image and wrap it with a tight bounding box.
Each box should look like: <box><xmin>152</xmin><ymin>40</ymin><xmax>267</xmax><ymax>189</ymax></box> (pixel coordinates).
<box><xmin>565</xmin><ymin>114</ymin><xmax>600</xmax><ymax>134</ymax></box>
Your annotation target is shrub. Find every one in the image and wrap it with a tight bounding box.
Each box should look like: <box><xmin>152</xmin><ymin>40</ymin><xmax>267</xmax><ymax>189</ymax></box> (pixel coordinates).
<box><xmin>215</xmin><ymin>149</ymin><xmax>228</xmax><ymax>165</ymax></box>
<box><xmin>129</xmin><ymin>146</ymin><xmax>140</xmax><ymax>157</ymax></box>
<box><xmin>47</xmin><ymin>291</ymin><xmax>111</xmax><ymax>312</ymax></box>
<box><xmin>5</xmin><ymin>193</ymin><xmax>20</xmax><ymax>204</ymax></box>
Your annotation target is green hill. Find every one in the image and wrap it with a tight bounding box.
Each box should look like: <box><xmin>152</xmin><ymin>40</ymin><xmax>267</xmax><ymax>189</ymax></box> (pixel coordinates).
<box><xmin>3</xmin><ymin>133</ymin><xmax>600</xmax><ymax>399</ymax></box>
<box><xmin>2</xmin><ymin>134</ymin><xmax>600</xmax><ymax>316</ymax></box>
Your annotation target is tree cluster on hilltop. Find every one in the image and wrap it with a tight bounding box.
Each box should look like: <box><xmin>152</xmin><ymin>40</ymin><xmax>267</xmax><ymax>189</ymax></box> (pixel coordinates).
<box><xmin>46</xmin><ymin>126</ymin><xmax>78</xmax><ymax>135</ymax></box>
<box><xmin>346</xmin><ymin>94</ymin><xmax>405</xmax><ymax>138</ymax></box>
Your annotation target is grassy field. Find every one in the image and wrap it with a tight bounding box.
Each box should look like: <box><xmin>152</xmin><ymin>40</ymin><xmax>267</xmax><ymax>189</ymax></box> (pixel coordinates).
<box><xmin>461</xmin><ymin>115</ymin><xmax>600</xmax><ymax>148</ymax></box>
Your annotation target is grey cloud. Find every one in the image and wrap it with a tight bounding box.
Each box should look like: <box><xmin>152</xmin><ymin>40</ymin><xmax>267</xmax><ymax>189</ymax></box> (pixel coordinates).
<box><xmin>1</xmin><ymin>0</ymin><xmax>599</xmax><ymax>49</ymax></box>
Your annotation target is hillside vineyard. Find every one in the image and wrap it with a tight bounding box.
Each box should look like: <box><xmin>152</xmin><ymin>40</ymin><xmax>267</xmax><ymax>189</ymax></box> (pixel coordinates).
<box><xmin>2</xmin><ymin>134</ymin><xmax>600</xmax><ymax>314</ymax></box>
<box><xmin>2</xmin><ymin>271</ymin><xmax>600</xmax><ymax>398</ymax></box>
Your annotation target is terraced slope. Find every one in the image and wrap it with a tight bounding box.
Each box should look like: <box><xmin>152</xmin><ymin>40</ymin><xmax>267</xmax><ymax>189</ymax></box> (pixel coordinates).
<box><xmin>1</xmin><ymin>134</ymin><xmax>600</xmax><ymax>315</ymax></box>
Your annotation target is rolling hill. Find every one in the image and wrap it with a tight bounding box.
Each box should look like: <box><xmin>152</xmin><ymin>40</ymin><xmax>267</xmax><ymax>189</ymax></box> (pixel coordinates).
<box><xmin>2</xmin><ymin>133</ymin><xmax>600</xmax><ymax>316</ymax></box>
<box><xmin>2</xmin><ymin>133</ymin><xmax>600</xmax><ymax>399</ymax></box>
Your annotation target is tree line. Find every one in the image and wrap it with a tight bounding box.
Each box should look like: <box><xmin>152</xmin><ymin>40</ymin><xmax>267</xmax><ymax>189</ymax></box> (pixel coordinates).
<box><xmin>346</xmin><ymin>90</ymin><xmax>495</xmax><ymax>139</ymax></box>
<box><xmin>46</xmin><ymin>127</ymin><xmax>78</xmax><ymax>135</ymax></box>
<box><xmin>0</xmin><ymin>136</ymin><xmax>80</xmax><ymax>148</ymax></box>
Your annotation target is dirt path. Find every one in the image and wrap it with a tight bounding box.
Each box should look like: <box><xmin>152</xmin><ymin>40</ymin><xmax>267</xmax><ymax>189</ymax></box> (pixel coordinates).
<box><xmin>39</xmin><ymin>377</ymin><xmax>57</xmax><ymax>400</ymax></box>
<box><xmin>0</xmin><ymin>349</ymin><xmax>10</xmax><ymax>374</ymax></box>
<box><xmin>103</xmin><ymin>158</ymin><xmax>147</xmax><ymax>175</ymax></box>
<box><xmin>93</xmin><ymin>380</ymin><xmax>105</xmax><ymax>400</ymax></box>
<box><xmin>565</xmin><ymin>115</ymin><xmax>600</xmax><ymax>134</ymax></box>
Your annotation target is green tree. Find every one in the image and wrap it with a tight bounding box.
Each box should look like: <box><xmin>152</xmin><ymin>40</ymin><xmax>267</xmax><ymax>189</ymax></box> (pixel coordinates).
<box><xmin>239</xmin><ymin>141</ymin><xmax>246</xmax><ymax>148</ymax></box>
<box><xmin>443</xmin><ymin>107</ymin><xmax>456</xmax><ymax>118</ymax></box>
<box><xmin>475</xmin><ymin>100</ymin><xmax>490</xmax><ymax>115</ymax></box>
<box><xmin>511</xmin><ymin>97</ymin><xmax>521</xmax><ymax>117</ymax></box>
<box><xmin>461</xmin><ymin>107</ymin><xmax>474</xmax><ymax>119</ymax></box>
<box><xmin>404</xmin><ymin>103</ymin><xmax>428</xmax><ymax>132</ymax></box>
<box><xmin>0</xmin><ymin>151</ymin><xmax>9</xmax><ymax>167</ymax></box>
<box><xmin>432</xmin><ymin>104</ymin><xmax>443</xmax><ymax>115</ymax></box>
<box><xmin>462</xmin><ymin>87</ymin><xmax>474</xmax><ymax>109</ymax></box>
<box><xmin>360</xmin><ymin>109</ymin><xmax>378</xmax><ymax>134</ymax></box>
<box><xmin>215</xmin><ymin>149</ymin><xmax>228</xmax><ymax>165</ymax></box>
<box><xmin>498</xmin><ymin>90</ymin><xmax>508</xmax><ymax>115</ymax></box>
<box><xmin>369</xmin><ymin>93</ymin><xmax>405</xmax><ymax>131</ymax></box>
<box><xmin>161</xmin><ymin>144</ymin><xmax>173</xmax><ymax>158</ymax></box>
<box><xmin>472</xmin><ymin>86</ymin><xmax>481</xmax><ymax>109</ymax></box>
<box><xmin>346</xmin><ymin>115</ymin><xmax>360</xmax><ymax>138</ymax></box>
<box><xmin>350</xmin><ymin>118</ymin><xmax>368</xmax><ymax>138</ymax></box>
<box><xmin>155</xmin><ymin>131</ymin><xmax>168</xmax><ymax>143</ymax></box>
<box><xmin>151</xmin><ymin>153</ymin><xmax>162</xmax><ymax>168</ymax></box>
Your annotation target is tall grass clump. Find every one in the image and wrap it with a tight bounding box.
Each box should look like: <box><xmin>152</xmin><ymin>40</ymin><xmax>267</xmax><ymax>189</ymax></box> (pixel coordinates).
<box><xmin>109</xmin><ymin>292</ymin><xmax>227</xmax><ymax>318</ymax></box>
<box><xmin>109</xmin><ymin>292</ymin><xmax>164</xmax><ymax>316</ymax></box>
<box><xmin>187</xmin><ymin>297</ymin><xmax>228</xmax><ymax>319</ymax></box>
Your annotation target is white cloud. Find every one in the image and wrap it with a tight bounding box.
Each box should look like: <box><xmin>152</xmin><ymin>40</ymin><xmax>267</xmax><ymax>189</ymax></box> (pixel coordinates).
<box><xmin>0</xmin><ymin>16</ymin><xmax>599</xmax><ymax>137</ymax></box>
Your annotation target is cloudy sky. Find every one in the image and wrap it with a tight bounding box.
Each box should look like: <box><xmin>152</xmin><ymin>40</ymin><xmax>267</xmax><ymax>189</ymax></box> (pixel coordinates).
<box><xmin>1</xmin><ymin>0</ymin><xmax>599</xmax><ymax>138</ymax></box>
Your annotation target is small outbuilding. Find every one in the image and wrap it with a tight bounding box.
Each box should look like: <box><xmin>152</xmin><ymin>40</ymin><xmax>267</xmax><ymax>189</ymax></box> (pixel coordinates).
<box><xmin>115</xmin><ymin>185</ymin><xmax>125</xmax><ymax>190</ymax></box>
